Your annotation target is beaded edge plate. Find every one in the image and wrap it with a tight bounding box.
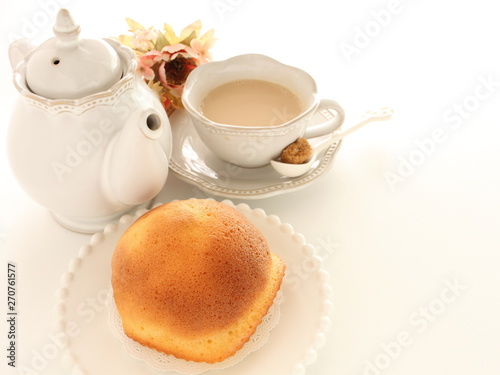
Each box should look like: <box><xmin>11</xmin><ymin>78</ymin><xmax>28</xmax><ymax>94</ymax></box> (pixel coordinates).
<box><xmin>54</xmin><ymin>199</ymin><xmax>333</xmax><ymax>375</ymax></box>
<box><xmin>168</xmin><ymin>109</ymin><xmax>343</xmax><ymax>199</ymax></box>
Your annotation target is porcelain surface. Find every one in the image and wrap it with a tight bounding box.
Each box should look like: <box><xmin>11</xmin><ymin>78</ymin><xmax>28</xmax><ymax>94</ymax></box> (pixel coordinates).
<box><xmin>182</xmin><ymin>54</ymin><xmax>344</xmax><ymax>168</ymax></box>
<box><xmin>169</xmin><ymin>110</ymin><xmax>343</xmax><ymax>199</ymax></box>
<box><xmin>7</xmin><ymin>9</ymin><xmax>172</xmax><ymax>233</ymax></box>
<box><xmin>55</xmin><ymin>200</ymin><xmax>332</xmax><ymax>375</ymax></box>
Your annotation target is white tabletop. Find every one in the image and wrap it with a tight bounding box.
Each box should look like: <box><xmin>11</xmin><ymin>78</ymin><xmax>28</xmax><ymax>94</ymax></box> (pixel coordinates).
<box><xmin>1</xmin><ymin>0</ymin><xmax>500</xmax><ymax>374</ymax></box>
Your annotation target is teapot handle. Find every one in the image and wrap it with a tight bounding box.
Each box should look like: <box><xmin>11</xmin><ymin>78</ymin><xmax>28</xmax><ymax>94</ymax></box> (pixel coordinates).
<box><xmin>9</xmin><ymin>39</ymin><xmax>36</xmax><ymax>71</ymax></box>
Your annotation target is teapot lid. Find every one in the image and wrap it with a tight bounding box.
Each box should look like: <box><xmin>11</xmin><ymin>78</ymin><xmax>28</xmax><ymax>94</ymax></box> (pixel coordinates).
<box><xmin>25</xmin><ymin>9</ymin><xmax>122</xmax><ymax>100</ymax></box>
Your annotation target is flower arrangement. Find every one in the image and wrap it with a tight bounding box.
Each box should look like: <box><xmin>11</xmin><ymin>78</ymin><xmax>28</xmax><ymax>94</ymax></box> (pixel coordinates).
<box><xmin>118</xmin><ymin>19</ymin><xmax>215</xmax><ymax>114</ymax></box>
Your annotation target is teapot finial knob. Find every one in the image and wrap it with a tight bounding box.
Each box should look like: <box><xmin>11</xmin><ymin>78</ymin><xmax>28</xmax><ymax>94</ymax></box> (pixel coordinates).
<box><xmin>53</xmin><ymin>9</ymin><xmax>81</xmax><ymax>43</ymax></box>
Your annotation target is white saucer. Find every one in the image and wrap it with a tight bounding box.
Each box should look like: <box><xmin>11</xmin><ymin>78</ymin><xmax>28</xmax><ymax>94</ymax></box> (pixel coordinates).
<box><xmin>168</xmin><ymin>110</ymin><xmax>343</xmax><ymax>199</ymax></box>
<box><xmin>54</xmin><ymin>200</ymin><xmax>333</xmax><ymax>375</ymax></box>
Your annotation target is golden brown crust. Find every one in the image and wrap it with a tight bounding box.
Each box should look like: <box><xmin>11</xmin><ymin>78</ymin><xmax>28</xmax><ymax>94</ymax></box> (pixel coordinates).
<box><xmin>111</xmin><ymin>199</ymin><xmax>285</xmax><ymax>363</ymax></box>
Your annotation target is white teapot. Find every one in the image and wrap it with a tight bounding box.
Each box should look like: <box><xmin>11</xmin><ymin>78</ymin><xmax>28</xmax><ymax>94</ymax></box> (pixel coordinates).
<box><xmin>7</xmin><ymin>9</ymin><xmax>172</xmax><ymax>233</ymax></box>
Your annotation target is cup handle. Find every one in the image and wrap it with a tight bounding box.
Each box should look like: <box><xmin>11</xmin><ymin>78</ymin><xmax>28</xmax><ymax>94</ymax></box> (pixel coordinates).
<box><xmin>303</xmin><ymin>99</ymin><xmax>345</xmax><ymax>139</ymax></box>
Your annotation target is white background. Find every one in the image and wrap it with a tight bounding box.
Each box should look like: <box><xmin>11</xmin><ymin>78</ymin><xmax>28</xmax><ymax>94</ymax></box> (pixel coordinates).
<box><xmin>1</xmin><ymin>0</ymin><xmax>500</xmax><ymax>374</ymax></box>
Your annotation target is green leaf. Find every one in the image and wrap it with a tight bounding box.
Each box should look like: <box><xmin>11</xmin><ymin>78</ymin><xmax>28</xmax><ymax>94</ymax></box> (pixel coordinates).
<box><xmin>180</xmin><ymin>30</ymin><xmax>197</xmax><ymax>46</ymax></box>
<box><xmin>126</xmin><ymin>18</ymin><xmax>144</xmax><ymax>31</ymax></box>
<box><xmin>155</xmin><ymin>33</ymin><xmax>170</xmax><ymax>50</ymax></box>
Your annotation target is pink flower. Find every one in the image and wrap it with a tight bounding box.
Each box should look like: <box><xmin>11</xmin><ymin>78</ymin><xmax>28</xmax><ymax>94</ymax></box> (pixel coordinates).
<box><xmin>155</xmin><ymin>44</ymin><xmax>200</xmax><ymax>62</ymax></box>
<box><xmin>130</xmin><ymin>28</ymin><xmax>159</xmax><ymax>51</ymax></box>
<box><xmin>137</xmin><ymin>62</ymin><xmax>154</xmax><ymax>81</ymax></box>
<box><xmin>158</xmin><ymin>56</ymin><xmax>198</xmax><ymax>89</ymax></box>
<box><xmin>190</xmin><ymin>29</ymin><xmax>216</xmax><ymax>64</ymax></box>
<box><xmin>137</xmin><ymin>51</ymin><xmax>161</xmax><ymax>80</ymax></box>
<box><xmin>155</xmin><ymin>45</ymin><xmax>200</xmax><ymax>89</ymax></box>
<box><xmin>118</xmin><ymin>19</ymin><xmax>216</xmax><ymax>113</ymax></box>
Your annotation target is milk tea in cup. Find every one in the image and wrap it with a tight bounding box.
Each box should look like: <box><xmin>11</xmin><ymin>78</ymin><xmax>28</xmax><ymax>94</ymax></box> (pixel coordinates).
<box><xmin>199</xmin><ymin>79</ymin><xmax>304</xmax><ymax>127</ymax></box>
<box><xmin>182</xmin><ymin>54</ymin><xmax>344</xmax><ymax>168</ymax></box>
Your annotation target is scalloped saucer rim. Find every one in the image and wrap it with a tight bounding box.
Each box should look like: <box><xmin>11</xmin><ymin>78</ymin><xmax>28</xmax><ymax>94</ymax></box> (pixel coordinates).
<box><xmin>168</xmin><ymin>110</ymin><xmax>343</xmax><ymax>199</ymax></box>
<box><xmin>54</xmin><ymin>199</ymin><xmax>333</xmax><ymax>375</ymax></box>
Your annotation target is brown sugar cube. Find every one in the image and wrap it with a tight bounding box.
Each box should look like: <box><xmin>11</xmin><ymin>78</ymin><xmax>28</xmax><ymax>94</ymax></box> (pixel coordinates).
<box><xmin>280</xmin><ymin>137</ymin><xmax>313</xmax><ymax>164</ymax></box>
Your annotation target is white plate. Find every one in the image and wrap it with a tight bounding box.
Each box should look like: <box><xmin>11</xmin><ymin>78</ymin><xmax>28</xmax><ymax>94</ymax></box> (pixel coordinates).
<box><xmin>55</xmin><ymin>200</ymin><xmax>333</xmax><ymax>375</ymax></box>
<box><xmin>168</xmin><ymin>110</ymin><xmax>343</xmax><ymax>199</ymax></box>
<box><xmin>107</xmin><ymin>287</ymin><xmax>283</xmax><ymax>374</ymax></box>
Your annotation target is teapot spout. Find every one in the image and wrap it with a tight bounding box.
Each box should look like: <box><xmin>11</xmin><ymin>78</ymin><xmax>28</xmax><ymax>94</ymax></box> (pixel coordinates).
<box><xmin>105</xmin><ymin>108</ymin><xmax>169</xmax><ymax>206</ymax></box>
<box><xmin>9</xmin><ymin>39</ymin><xmax>36</xmax><ymax>70</ymax></box>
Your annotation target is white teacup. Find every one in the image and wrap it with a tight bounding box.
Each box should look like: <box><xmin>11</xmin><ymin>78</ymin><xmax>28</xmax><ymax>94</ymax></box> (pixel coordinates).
<box><xmin>182</xmin><ymin>54</ymin><xmax>344</xmax><ymax>168</ymax></box>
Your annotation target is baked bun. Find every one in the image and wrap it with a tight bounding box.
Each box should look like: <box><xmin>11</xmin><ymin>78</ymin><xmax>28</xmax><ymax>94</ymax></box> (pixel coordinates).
<box><xmin>111</xmin><ymin>199</ymin><xmax>285</xmax><ymax>363</ymax></box>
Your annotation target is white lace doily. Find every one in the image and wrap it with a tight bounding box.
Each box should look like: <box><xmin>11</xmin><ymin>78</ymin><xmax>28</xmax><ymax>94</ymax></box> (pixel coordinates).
<box><xmin>108</xmin><ymin>288</ymin><xmax>283</xmax><ymax>374</ymax></box>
